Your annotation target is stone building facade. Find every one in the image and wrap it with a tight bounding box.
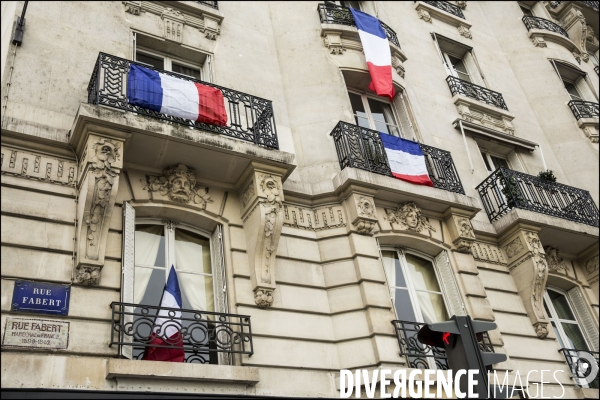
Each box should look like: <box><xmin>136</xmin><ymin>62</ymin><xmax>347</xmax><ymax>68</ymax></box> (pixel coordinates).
<box><xmin>1</xmin><ymin>1</ymin><xmax>598</xmax><ymax>398</ymax></box>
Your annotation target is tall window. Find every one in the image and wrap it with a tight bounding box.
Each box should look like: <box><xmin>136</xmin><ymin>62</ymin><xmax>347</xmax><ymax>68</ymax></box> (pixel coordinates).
<box><xmin>551</xmin><ymin>60</ymin><xmax>596</xmax><ymax>102</ymax></box>
<box><xmin>348</xmin><ymin>91</ymin><xmax>401</xmax><ymax>136</ymax></box>
<box><xmin>480</xmin><ymin>151</ymin><xmax>510</xmax><ymax>174</ymax></box>
<box><xmin>544</xmin><ymin>289</ymin><xmax>590</xmax><ymax>353</ymax></box>
<box><xmin>381</xmin><ymin>250</ymin><xmax>449</xmax><ymax>324</ymax></box>
<box><xmin>442</xmin><ymin>52</ymin><xmax>472</xmax><ymax>83</ymax></box>
<box><xmin>136</xmin><ymin>49</ymin><xmax>202</xmax><ymax>80</ymax></box>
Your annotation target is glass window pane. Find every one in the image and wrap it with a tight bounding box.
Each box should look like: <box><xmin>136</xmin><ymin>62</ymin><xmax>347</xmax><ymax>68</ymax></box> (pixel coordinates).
<box><xmin>356</xmin><ymin>115</ymin><xmax>371</xmax><ymax>129</ymax></box>
<box><xmin>382</xmin><ymin>251</ymin><xmax>407</xmax><ymax>288</ymax></box>
<box><xmin>480</xmin><ymin>151</ymin><xmax>493</xmax><ymax>173</ymax></box>
<box><xmin>135</xmin><ymin>225</ymin><xmax>165</xmax><ymax>268</ymax></box>
<box><xmin>135</xmin><ymin>267</ymin><xmax>166</xmax><ymax>306</ymax></box>
<box><xmin>341</xmin><ymin>1</ymin><xmax>360</xmax><ymax>9</ymax></box>
<box><xmin>551</xmin><ymin>321</ymin><xmax>565</xmax><ymax>348</ymax></box>
<box><xmin>490</xmin><ymin>155</ymin><xmax>509</xmax><ymax>170</ymax></box>
<box><xmin>136</xmin><ymin>52</ymin><xmax>164</xmax><ymax>70</ymax></box>
<box><xmin>416</xmin><ymin>292</ymin><xmax>448</xmax><ymax>324</ymax></box>
<box><xmin>172</xmin><ymin>63</ymin><xmax>201</xmax><ymax>80</ymax></box>
<box><xmin>405</xmin><ymin>254</ymin><xmax>442</xmax><ymax>293</ymax></box>
<box><xmin>564</xmin><ymin>82</ymin><xmax>582</xmax><ymax>100</ymax></box>
<box><xmin>560</xmin><ymin>322</ymin><xmax>589</xmax><ymax>351</ymax></box>
<box><xmin>394</xmin><ymin>288</ymin><xmax>416</xmax><ymax>322</ymax></box>
<box><xmin>179</xmin><ymin>272</ymin><xmax>214</xmax><ymax>312</ymax></box>
<box><xmin>544</xmin><ymin>300</ymin><xmax>553</xmax><ymax>320</ymax></box>
<box><xmin>367</xmin><ymin>99</ymin><xmax>392</xmax><ymax>123</ymax></box>
<box><xmin>349</xmin><ymin>92</ymin><xmax>368</xmax><ymax>119</ymax></box>
<box><xmin>548</xmin><ymin>290</ymin><xmax>576</xmax><ymax>321</ymax></box>
<box><xmin>175</xmin><ymin>228</ymin><xmax>212</xmax><ymax>275</ymax></box>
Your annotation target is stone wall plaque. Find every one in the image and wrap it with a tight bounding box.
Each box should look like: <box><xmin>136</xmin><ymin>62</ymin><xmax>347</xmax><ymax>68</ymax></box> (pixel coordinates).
<box><xmin>2</xmin><ymin>317</ymin><xmax>70</xmax><ymax>350</ymax></box>
<box><xmin>11</xmin><ymin>280</ymin><xmax>70</xmax><ymax>315</ymax></box>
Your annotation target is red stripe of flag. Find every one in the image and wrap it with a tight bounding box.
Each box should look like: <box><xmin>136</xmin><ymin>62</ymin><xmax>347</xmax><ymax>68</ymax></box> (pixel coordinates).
<box><xmin>391</xmin><ymin>172</ymin><xmax>434</xmax><ymax>187</ymax></box>
<box><xmin>367</xmin><ymin>63</ymin><xmax>395</xmax><ymax>101</ymax></box>
<box><xmin>194</xmin><ymin>83</ymin><xmax>228</xmax><ymax>126</ymax></box>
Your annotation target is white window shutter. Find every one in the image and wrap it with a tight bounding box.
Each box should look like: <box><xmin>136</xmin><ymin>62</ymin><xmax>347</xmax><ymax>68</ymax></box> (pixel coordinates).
<box><xmin>575</xmin><ymin>76</ymin><xmax>597</xmax><ymax>102</ymax></box>
<box><xmin>434</xmin><ymin>250</ymin><xmax>466</xmax><ymax>317</ymax></box>
<box><xmin>121</xmin><ymin>202</ymin><xmax>135</xmax><ymax>359</ymax></box>
<box><xmin>567</xmin><ymin>286</ymin><xmax>599</xmax><ymax>351</ymax></box>
<box><xmin>393</xmin><ymin>94</ymin><xmax>417</xmax><ymax>141</ymax></box>
<box><xmin>211</xmin><ymin>225</ymin><xmax>230</xmax><ymax>365</ymax></box>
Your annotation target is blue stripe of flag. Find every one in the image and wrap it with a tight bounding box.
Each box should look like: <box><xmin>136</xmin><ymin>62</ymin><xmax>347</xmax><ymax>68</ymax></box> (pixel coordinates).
<box><xmin>127</xmin><ymin>64</ymin><xmax>163</xmax><ymax>113</ymax></box>
<box><xmin>165</xmin><ymin>266</ymin><xmax>183</xmax><ymax>308</ymax></box>
<box><xmin>379</xmin><ymin>132</ymin><xmax>424</xmax><ymax>156</ymax></box>
<box><xmin>350</xmin><ymin>8</ymin><xmax>386</xmax><ymax>39</ymax></box>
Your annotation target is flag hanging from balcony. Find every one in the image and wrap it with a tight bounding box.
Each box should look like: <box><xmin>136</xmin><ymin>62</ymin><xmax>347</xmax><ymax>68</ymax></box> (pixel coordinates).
<box><xmin>127</xmin><ymin>64</ymin><xmax>228</xmax><ymax>126</ymax></box>
<box><xmin>142</xmin><ymin>266</ymin><xmax>185</xmax><ymax>363</ymax></box>
<box><xmin>379</xmin><ymin>132</ymin><xmax>433</xmax><ymax>186</ymax></box>
<box><xmin>350</xmin><ymin>8</ymin><xmax>395</xmax><ymax>101</ymax></box>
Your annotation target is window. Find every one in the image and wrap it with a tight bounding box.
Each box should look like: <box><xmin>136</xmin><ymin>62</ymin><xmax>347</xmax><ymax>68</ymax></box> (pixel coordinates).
<box><xmin>348</xmin><ymin>91</ymin><xmax>401</xmax><ymax>136</ymax></box>
<box><xmin>432</xmin><ymin>34</ymin><xmax>485</xmax><ymax>87</ymax></box>
<box><xmin>136</xmin><ymin>49</ymin><xmax>202</xmax><ymax>80</ymax></box>
<box><xmin>325</xmin><ymin>0</ymin><xmax>361</xmax><ymax>9</ymax></box>
<box><xmin>519</xmin><ymin>5</ymin><xmax>533</xmax><ymax>16</ymax></box>
<box><xmin>480</xmin><ymin>151</ymin><xmax>510</xmax><ymax>174</ymax></box>
<box><xmin>588</xmin><ymin>51</ymin><xmax>599</xmax><ymax>68</ymax></box>
<box><xmin>443</xmin><ymin>52</ymin><xmax>472</xmax><ymax>83</ymax></box>
<box><xmin>551</xmin><ymin>60</ymin><xmax>597</xmax><ymax>102</ymax></box>
<box><xmin>381</xmin><ymin>250</ymin><xmax>449</xmax><ymax>324</ymax></box>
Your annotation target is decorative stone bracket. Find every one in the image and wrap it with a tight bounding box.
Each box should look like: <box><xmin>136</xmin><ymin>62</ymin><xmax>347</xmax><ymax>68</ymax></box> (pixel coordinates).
<box><xmin>414</xmin><ymin>1</ymin><xmax>473</xmax><ymax>39</ymax></box>
<box><xmin>443</xmin><ymin>208</ymin><xmax>475</xmax><ymax>253</ymax></box>
<box><xmin>578</xmin><ymin>120</ymin><xmax>599</xmax><ymax>144</ymax></box>
<box><xmin>345</xmin><ymin>193</ymin><xmax>378</xmax><ymax>236</ymax></box>
<box><xmin>75</xmin><ymin>134</ymin><xmax>128</xmax><ymax>286</ymax></box>
<box><xmin>239</xmin><ymin>164</ymin><xmax>286</xmax><ymax>309</ymax></box>
<box><xmin>500</xmin><ymin>226</ymin><xmax>549</xmax><ymax>339</ymax></box>
<box><xmin>455</xmin><ymin>96</ymin><xmax>515</xmax><ymax>136</ymax></box>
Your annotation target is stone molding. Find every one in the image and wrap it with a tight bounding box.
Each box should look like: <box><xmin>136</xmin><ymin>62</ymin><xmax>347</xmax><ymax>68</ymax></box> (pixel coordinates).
<box><xmin>239</xmin><ymin>167</ymin><xmax>286</xmax><ymax>309</ymax></box>
<box><xmin>414</xmin><ymin>1</ymin><xmax>473</xmax><ymax>39</ymax></box>
<box><xmin>454</xmin><ymin>96</ymin><xmax>515</xmax><ymax>136</ymax></box>
<box><xmin>141</xmin><ymin>163</ymin><xmax>213</xmax><ymax>210</ymax></box>
<box><xmin>1</xmin><ymin>145</ymin><xmax>76</xmax><ymax>187</ymax></box>
<box><xmin>585</xmin><ymin>254</ymin><xmax>599</xmax><ymax>275</ymax></box>
<box><xmin>544</xmin><ymin>246</ymin><xmax>569</xmax><ymax>274</ymax></box>
<box><xmin>526</xmin><ymin>29</ymin><xmax>583</xmax><ymax>62</ymax></box>
<box><xmin>444</xmin><ymin>210</ymin><xmax>475</xmax><ymax>253</ymax></box>
<box><xmin>385</xmin><ymin>202</ymin><xmax>436</xmax><ymax>234</ymax></box>
<box><xmin>577</xmin><ymin>118</ymin><xmax>599</xmax><ymax>143</ymax></box>
<box><xmin>471</xmin><ymin>241</ymin><xmax>507</xmax><ymax>265</ymax></box>
<box><xmin>283</xmin><ymin>204</ymin><xmax>346</xmax><ymax>231</ymax></box>
<box><xmin>122</xmin><ymin>1</ymin><xmax>223</xmax><ymax>40</ymax></box>
<box><xmin>346</xmin><ymin>194</ymin><xmax>379</xmax><ymax>236</ymax></box>
<box><xmin>502</xmin><ymin>228</ymin><xmax>549</xmax><ymax>339</ymax></box>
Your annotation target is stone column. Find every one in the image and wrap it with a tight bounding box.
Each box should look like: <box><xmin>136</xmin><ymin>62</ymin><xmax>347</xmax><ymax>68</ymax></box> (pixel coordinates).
<box><xmin>74</xmin><ymin>132</ymin><xmax>129</xmax><ymax>286</ymax></box>
<box><xmin>238</xmin><ymin>162</ymin><xmax>286</xmax><ymax>308</ymax></box>
<box><xmin>500</xmin><ymin>225</ymin><xmax>549</xmax><ymax>338</ymax></box>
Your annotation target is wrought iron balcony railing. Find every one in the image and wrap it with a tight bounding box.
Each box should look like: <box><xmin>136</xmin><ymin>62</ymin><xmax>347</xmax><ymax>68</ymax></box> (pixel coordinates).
<box><xmin>422</xmin><ymin>1</ymin><xmax>465</xmax><ymax>19</ymax></box>
<box><xmin>330</xmin><ymin>121</ymin><xmax>465</xmax><ymax>194</ymax></box>
<box><xmin>550</xmin><ymin>1</ymin><xmax>600</xmax><ymax>11</ymax></box>
<box><xmin>522</xmin><ymin>16</ymin><xmax>569</xmax><ymax>38</ymax></box>
<box><xmin>110</xmin><ymin>302</ymin><xmax>253</xmax><ymax>363</ymax></box>
<box><xmin>476</xmin><ymin>168</ymin><xmax>599</xmax><ymax>227</ymax></box>
<box><xmin>559</xmin><ymin>348</ymin><xmax>599</xmax><ymax>388</ymax></box>
<box><xmin>568</xmin><ymin>100</ymin><xmax>600</xmax><ymax>120</ymax></box>
<box><xmin>87</xmin><ymin>53</ymin><xmax>279</xmax><ymax>149</ymax></box>
<box><xmin>392</xmin><ymin>320</ymin><xmax>496</xmax><ymax>370</ymax></box>
<box><xmin>317</xmin><ymin>3</ymin><xmax>401</xmax><ymax>48</ymax></box>
<box><xmin>197</xmin><ymin>1</ymin><xmax>218</xmax><ymax>9</ymax></box>
<box><xmin>446</xmin><ymin>76</ymin><xmax>509</xmax><ymax>110</ymax></box>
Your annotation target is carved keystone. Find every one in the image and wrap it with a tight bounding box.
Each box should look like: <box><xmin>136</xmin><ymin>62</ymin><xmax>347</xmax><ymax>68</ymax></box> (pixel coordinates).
<box><xmin>500</xmin><ymin>226</ymin><xmax>549</xmax><ymax>339</ymax></box>
<box><xmin>346</xmin><ymin>193</ymin><xmax>378</xmax><ymax>236</ymax></box>
<box><xmin>238</xmin><ymin>163</ymin><xmax>286</xmax><ymax>309</ymax></box>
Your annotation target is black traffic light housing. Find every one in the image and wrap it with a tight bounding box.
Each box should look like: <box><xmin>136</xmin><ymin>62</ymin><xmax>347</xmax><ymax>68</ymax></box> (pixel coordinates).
<box><xmin>417</xmin><ymin>315</ymin><xmax>508</xmax><ymax>399</ymax></box>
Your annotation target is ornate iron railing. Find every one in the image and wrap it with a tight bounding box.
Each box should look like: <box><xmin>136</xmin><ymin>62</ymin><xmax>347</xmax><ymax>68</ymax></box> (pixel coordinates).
<box><xmin>317</xmin><ymin>3</ymin><xmax>401</xmax><ymax>48</ymax></box>
<box><xmin>197</xmin><ymin>1</ymin><xmax>218</xmax><ymax>9</ymax></box>
<box><xmin>550</xmin><ymin>1</ymin><xmax>600</xmax><ymax>11</ymax></box>
<box><xmin>568</xmin><ymin>100</ymin><xmax>600</xmax><ymax>120</ymax></box>
<box><xmin>330</xmin><ymin>121</ymin><xmax>465</xmax><ymax>194</ymax></box>
<box><xmin>522</xmin><ymin>16</ymin><xmax>569</xmax><ymax>38</ymax></box>
<box><xmin>110</xmin><ymin>302</ymin><xmax>253</xmax><ymax>363</ymax></box>
<box><xmin>422</xmin><ymin>1</ymin><xmax>465</xmax><ymax>19</ymax></box>
<box><xmin>476</xmin><ymin>168</ymin><xmax>599</xmax><ymax>227</ymax></box>
<box><xmin>392</xmin><ymin>320</ymin><xmax>496</xmax><ymax>370</ymax></box>
<box><xmin>87</xmin><ymin>53</ymin><xmax>279</xmax><ymax>149</ymax></box>
<box><xmin>446</xmin><ymin>76</ymin><xmax>509</xmax><ymax>110</ymax></box>
<box><xmin>559</xmin><ymin>348</ymin><xmax>599</xmax><ymax>388</ymax></box>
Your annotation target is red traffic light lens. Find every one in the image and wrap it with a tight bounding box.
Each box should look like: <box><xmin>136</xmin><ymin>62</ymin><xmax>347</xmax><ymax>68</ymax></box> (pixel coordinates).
<box><xmin>442</xmin><ymin>332</ymin><xmax>451</xmax><ymax>345</ymax></box>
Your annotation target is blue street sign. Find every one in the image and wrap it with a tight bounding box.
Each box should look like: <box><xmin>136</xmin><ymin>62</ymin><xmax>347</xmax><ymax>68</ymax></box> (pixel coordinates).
<box><xmin>11</xmin><ymin>280</ymin><xmax>70</xmax><ymax>315</ymax></box>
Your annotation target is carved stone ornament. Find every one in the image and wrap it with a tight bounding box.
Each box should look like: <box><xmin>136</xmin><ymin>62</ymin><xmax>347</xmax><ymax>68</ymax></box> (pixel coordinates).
<box><xmin>458</xmin><ymin>24</ymin><xmax>472</xmax><ymax>39</ymax></box>
<box><xmin>544</xmin><ymin>246</ymin><xmax>569</xmax><ymax>274</ymax></box>
<box><xmin>455</xmin><ymin>101</ymin><xmax>515</xmax><ymax>136</ymax></box>
<box><xmin>534</xmin><ymin>322</ymin><xmax>549</xmax><ymax>339</ymax></box>
<box><xmin>254</xmin><ymin>289</ymin><xmax>274</xmax><ymax>309</ymax></box>
<box><xmin>453</xmin><ymin>238</ymin><xmax>474</xmax><ymax>253</ymax></box>
<box><xmin>322</xmin><ymin>31</ymin><xmax>345</xmax><ymax>55</ymax></box>
<box><xmin>586</xmin><ymin>255</ymin><xmax>599</xmax><ymax>275</ymax></box>
<box><xmin>123</xmin><ymin>1</ymin><xmax>141</xmax><ymax>15</ymax></box>
<box><xmin>283</xmin><ymin>204</ymin><xmax>346</xmax><ymax>231</ymax></box>
<box><xmin>1</xmin><ymin>146</ymin><xmax>76</xmax><ymax>187</ymax></box>
<box><xmin>418</xmin><ymin>8</ymin><xmax>432</xmax><ymax>23</ymax></box>
<box><xmin>525</xmin><ymin>232</ymin><xmax>549</xmax><ymax>322</ymax></box>
<box><xmin>352</xmin><ymin>219</ymin><xmax>377</xmax><ymax>235</ymax></box>
<box><xmin>356</xmin><ymin>196</ymin><xmax>375</xmax><ymax>219</ymax></box>
<box><xmin>142</xmin><ymin>164</ymin><xmax>213</xmax><ymax>210</ymax></box>
<box><xmin>455</xmin><ymin>1</ymin><xmax>467</xmax><ymax>9</ymax></box>
<box><xmin>392</xmin><ymin>55</ymin><xmax>405</xmax><ymax>78</ymax></box>
<box><xmin>504</xmin><ymin>237</ymin><xmax>524</xmax><ymax>259</ymax></box>
<box><xmin>471</xmin><ymin>242</ymin><xmax>507</xmax><ymax>265</ymax></box>
<box><xmin>162</xmin><ymin>7</ymin><xmax>185</xmax><ymax>43</ymax></box>
<box><xmin>531</xmin><ymin>36</ymin><xmax>547</xmax><ymax>47</ymax></box>
<box><xmin>580</xmin><ymin>124</ymin><xmax>599</xmax><ymax>143</ymax></box>
<box><xmin>75</xmin><ymin>265</ymin><xmax>101</xmax><ymax>286</ymax></box>
<box><xmin>386</xmin><ymin>202</ymin><xmax>435</xmax><ymax>233</ymax></box>
<box><xmin>454</xmin><ymin>216</ymin><xmax>475</xmax><ymax>239</ymax></box>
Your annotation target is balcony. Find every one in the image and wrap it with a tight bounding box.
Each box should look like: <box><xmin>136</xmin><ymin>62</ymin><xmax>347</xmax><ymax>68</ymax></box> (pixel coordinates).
<box><xmin>110</xmin><ymin>302</ymin><xmax>253</xmax><ymax>363</ymax></box>
<box><xmin>568</xmin><ymin>100</ymin><xmax>600</xmax><ymax>120</ymax></box>
<box><xmin>392</xmin><ymin>320</ymin><xmax>496</xmax><ymax>370</ymax></box>
<box><xmin>317</xmin><ymin>3</ymin><xmax>400</xmax><ymax>48</ymax></box>
<box><xmin>330</xmin><ymin>121</ymin><xmax>465</xmax><ymax>194</ymax></box>
<box><xmin>197</xmin><ymin>1</ymin><xmax>218</xmax><ymax>9</ymax></box>
<box><xmin>446</xmin><ymin>76</ymin><xmax>509</xmax><ymax>111</ymax></box>
<box><xmin>559</xmin><ymin>348</ymin><xmax>599</xmax><ymax>389</ymax></box>
<box><xmin>421</xmin><ymin>1</ymin><xmax>465</xmax><ymax>19</ymax></box>
<box><xmin>522</xmin><ymin>16</ymin><xmax>569</xmax><ymax>38</ymax></box>
<box><xmin>87</xmin><ymin>53</ymin><xmax>279</xmax><ymax>149</ymax></box>
<box><xmin>476</xmin><ymin>168</ymin><xmax>599</xmax><ymax>227</ymax></box>
<box><xmin>550</xmin><ymin>1</ymin><xmax>600</xmax><ymax>11</ymax></box>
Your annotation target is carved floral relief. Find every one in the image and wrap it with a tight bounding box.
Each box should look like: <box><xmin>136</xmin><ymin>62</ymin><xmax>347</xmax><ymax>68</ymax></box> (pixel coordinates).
<box><xmin>544</xmin><ymin>246</ymin><xmax>569</xmax><ymax>274</ymax></box>
<box><xmin>385</xmin><ymin>202</ymin><xmax>435</xmax><ymax>233</ymax></box>
<box><xmin>142</xmin><ymin>164</ymin><xmax>213</xmax><ymax>209</ymax></box>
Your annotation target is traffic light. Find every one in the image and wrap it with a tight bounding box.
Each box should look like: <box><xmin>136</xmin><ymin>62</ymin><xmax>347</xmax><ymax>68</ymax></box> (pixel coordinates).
<box><xmin>417</xmin><ymin>315</ymin><xmax>507</xmax><ymax>399</ymax></box>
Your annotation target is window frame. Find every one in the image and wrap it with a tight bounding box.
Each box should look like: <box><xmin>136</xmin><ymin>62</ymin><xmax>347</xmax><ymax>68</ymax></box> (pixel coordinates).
<box><xmin>479</xmin><ymin>150</ymin><xmax>512</xmax><ymax>174</ymax></box>
<box><xmin>347</xmin><ymin>88</ymin><xmax>403</xmax><ymax>137</ymax></box>
<box><xmin>442</xmin><ymin>51</ymin><xmax>472</xmax><ymax>83</ymax></box>
<box><xmin>135</xmin><ymin>47</ymin><xmax>203</xmax><ymax>80</ymax></box>
<box><xmin>544</xmin><ymin>288</ymin><xmax>593</xmax><ymax>351</ymax></box>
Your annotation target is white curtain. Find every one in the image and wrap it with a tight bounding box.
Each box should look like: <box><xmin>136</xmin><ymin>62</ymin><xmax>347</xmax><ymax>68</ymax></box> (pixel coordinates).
<box><xmin>134</xmin><ymin>225</ymin><xmax>163</xmax><ymax>304</ymax></box>
<box><xmin>175</xmin><ymin>229</ymin><xmax>214</xmax><ymax>312</ymax></box>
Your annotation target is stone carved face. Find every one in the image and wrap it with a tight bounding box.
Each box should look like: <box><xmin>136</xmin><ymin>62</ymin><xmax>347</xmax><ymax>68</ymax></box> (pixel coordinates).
<box><xmin>405</xmin><ymin>210</ymin><xmax>418</xmax><ymax>228</ymax></box>
<box><xmin>91</xmin><ymin>139</ymin><xmax>120</xmax><ymax>170</ymax></box>
<box><xmin>165</xmin><ymin>164</ymin><xmax>197</xmax><ymax>203</ymax></box>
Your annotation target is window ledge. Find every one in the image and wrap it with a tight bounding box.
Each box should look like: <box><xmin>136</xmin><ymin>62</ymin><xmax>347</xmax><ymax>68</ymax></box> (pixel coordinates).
<box><xmin>106</xmin><ymin>358</ymin><xmax>260</xmax><ymax>385</ymax></box>
<box><xmin>452</xmin><ymin>118</ymin><xmax>538</xmax><ymax>152</ymax></box>
<box><xmin>452</xmin><ymin>94</ymin><xmax>516</xmax><ymax>137</ymax></box>
<box><xmin>527</xmin><ymin>29</ymin><xmax>578</xmax><ymax>54</ymax></box>
<box><xmin>414</xmin><ymin>1</ymin><xmax>473</xmax><ymax>39</ymax></box>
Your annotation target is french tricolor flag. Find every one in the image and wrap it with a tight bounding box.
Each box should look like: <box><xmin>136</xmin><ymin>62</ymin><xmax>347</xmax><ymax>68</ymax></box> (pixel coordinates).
<box><xmin>127</xmin><ymin>64</ymin><xmax>228</xmax><ymax>126</ymax></box>
<box><xmin>143</xmin><ymin>266</ymin><xmax>185</xmax><ymax>363</ymax></box>
<box><xmin>379</xmin><ymin>132</ymin><xmax>434</xmax><ymax>187</ymax></box>
<box><xmin>350</xmin><ymin>8</ymin><xmax>395</xmax><ymax>101</ymax></box>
